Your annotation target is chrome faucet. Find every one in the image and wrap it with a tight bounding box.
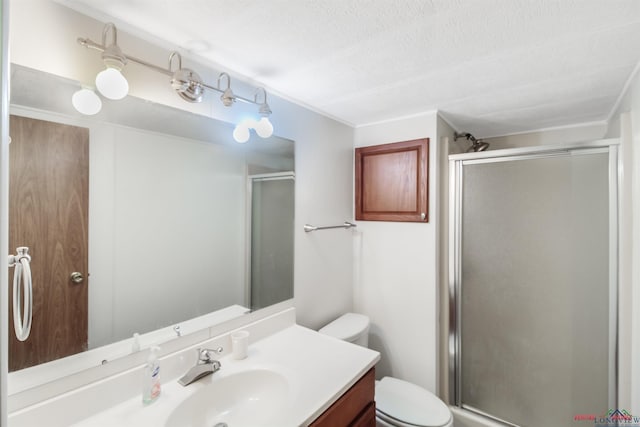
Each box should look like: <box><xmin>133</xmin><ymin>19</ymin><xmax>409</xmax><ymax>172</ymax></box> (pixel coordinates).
<box><xmin>177</xmin><ymin>347</ymin><xmax>223</xmax><ymax>386</ymax></box>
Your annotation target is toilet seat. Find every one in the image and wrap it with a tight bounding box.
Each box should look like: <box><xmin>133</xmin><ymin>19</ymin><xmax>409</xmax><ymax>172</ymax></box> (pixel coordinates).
<box><xmin>376</xmin><ymin>409</ymin><xmax>427</xmax><ymax>427</ymax></box>
<box><xmin>375</xmin><ymin>377</ymin><xmax>452</xmax><ymax>427</ymax></box>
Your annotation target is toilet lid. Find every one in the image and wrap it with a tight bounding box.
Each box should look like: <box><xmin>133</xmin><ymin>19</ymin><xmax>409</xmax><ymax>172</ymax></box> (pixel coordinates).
<box><xmin>376</xmin><ymin>377</ymin><xmax>451</xmax><ymax>427</ymax></box>
<box><xmin>318</xmin><ymin>313</ymin><xmax>369</xmax><ymax>342</ymax></box>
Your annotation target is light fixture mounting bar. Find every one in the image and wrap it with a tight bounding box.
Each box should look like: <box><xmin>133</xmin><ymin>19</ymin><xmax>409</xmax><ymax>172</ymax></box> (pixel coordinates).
<box><xmin>77</xmin><ymin>37</ymin><xmax>260</xmax><ymax>107</ymax></box>
<box><xmin>78</xmin><ymin>37</ymin><xmax>171</xmax><ymax>77</ymax></box>
<box><xmin>199</xmin><ymin>81</ymin><xmax>255</xmax><ymax>106</ymax></box>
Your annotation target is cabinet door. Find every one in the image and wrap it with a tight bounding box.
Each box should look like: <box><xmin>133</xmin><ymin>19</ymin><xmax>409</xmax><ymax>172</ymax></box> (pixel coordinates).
<box><xmin>310</xmin><ymin>368</ymin><xmax>375</xmax><ymax>427</ymax></box>
<box><xmin>351</xmin><ymin>402</ymin><xmax>376</xmax><ymax>427</ymax></box>
<box><xmin>355</xmin><ymin>138</ymin><xmax>429</xmax><ymax>222</ymax></box>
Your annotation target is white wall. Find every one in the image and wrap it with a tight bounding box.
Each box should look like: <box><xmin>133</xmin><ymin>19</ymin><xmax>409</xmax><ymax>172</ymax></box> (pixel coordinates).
<box><xmin>109</xmin><ymin>127</ymin><xmax>247</xmax><ymax>343</ymax></box>
<box><xmin>482</xmin><ymin>121</ymin><xmax>607</xmax><ymax>149</ymax></box>
<box><xmin>9</xmin><ymin>0</ymin><xmax>355</xmax><ymax>336</ymax></box>
<box><xmin>275</xmin><ymin>99</ymin><xmax>355</xmax><ymax>330</ymax></box>
<box><xmin>353</xmin><ymin>112</ymin><xmax>439</xmax><ymax>392</ymax></box>
<box><xmin>606</xmin><ymin>63</ymin><xmax>640</xmax><ymax>414</ymax></box>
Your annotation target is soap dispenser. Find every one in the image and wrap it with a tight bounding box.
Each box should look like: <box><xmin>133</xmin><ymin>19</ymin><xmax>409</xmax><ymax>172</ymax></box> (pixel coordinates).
<box><xmin>131</xmin><ymin>333</ymin><xmax>141</xmax><ymax>353</ymax></box>
<box><xmin>142</xmin><ymin>346</ymin><xmax>161</xmax><ymax>405</ymax></box>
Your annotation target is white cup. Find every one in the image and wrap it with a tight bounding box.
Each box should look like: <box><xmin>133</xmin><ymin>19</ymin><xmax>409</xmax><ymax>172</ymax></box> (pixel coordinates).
<box><xmin>231</xmin><ymin>330</ymin><xmax>250</xmax><ymax>360</ymax></box>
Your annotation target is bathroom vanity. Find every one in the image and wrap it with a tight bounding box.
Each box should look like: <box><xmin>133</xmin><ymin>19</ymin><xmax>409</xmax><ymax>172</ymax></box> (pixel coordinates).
<box><xmin>8</xmin><ymin>308</ymin><xmax>380</xmax><ymax>427</ymax></box>
<box><xmin>310</xmin><ymin>368</ymin><xmax>375</xmax><ymax>426</ymax></box>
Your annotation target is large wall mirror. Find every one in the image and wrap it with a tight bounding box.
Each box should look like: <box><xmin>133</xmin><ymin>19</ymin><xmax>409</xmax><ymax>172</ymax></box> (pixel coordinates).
<box><xmin>7</xmin><ymin>61</ymin><xmax>294</xmax><ymax>391</ymax></box>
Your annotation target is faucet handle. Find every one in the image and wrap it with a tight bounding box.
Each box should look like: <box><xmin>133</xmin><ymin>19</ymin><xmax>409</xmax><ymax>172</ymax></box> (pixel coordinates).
<box><xmin>197</xmin><ymin>347</ymin><xmax>223</xmax><ymax>363</ymax></box>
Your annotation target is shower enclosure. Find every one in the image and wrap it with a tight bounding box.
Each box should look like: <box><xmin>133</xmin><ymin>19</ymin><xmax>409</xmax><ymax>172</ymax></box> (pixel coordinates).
<box><xmin>449</xmin><ymin>141</ymin><xmax>618</xmax><ymax>426</ymax></box>
<box><xmin>248</xmin><ymin>172</ymin><xmax>295</xmax><ymax>311</ymax></box>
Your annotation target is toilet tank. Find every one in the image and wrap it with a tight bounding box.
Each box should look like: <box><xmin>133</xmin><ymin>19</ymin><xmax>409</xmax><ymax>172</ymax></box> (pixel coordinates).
<box><xmin>318</xmin><ymin>313</ymin><xmax>370</xmax><ymax>347</ymax></box>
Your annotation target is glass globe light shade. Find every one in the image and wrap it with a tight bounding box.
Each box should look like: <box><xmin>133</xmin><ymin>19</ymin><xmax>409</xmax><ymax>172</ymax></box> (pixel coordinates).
<box><xmin>254</xmin><ymin>117</ymin><xmax>274</xmax><ymax>138</ymax></box>
<box><xmin>239</xmin><ymin>118</ymin><xmax>258</xmax><ymax>129</ymax></box>
<box><xmin>71</xmin><ymin>88</ymin><xmax>102</xmax><ymax>115</ymax></box>
<box><xmin>95</xmin><ymin>68</ymin><xmax>129</xmax><ymax>100</ymax></box>
<box><xmin>233</xmin><ymin>124</ymin><xmax>250</xmax><ymax>143</ymax></box>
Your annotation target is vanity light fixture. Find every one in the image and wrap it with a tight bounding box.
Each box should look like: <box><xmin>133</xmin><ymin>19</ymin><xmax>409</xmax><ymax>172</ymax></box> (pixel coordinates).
<box><xmin>169</xmin><ymin>52</ymin><xmax>205</xmax><ymax>103</ymax></box>
<box><xmin>71</xmin><ymin>87</ymin><xmax>103</xmax><ymax>115</ymax></box>
<box><xmin>231</xmin><ymin>87</ymin><xmax>274</xmax><ymax>143</ymax></box>
<box><xmin>253</xmin><ymin>87</ymin><xmax>274</xmax><ymax>138</ymax></box>
<box><xmin>94</xmin><ymin>23</ymin><xmax>129</xmax><ymax>100</ymax></box>
<box><xmin>218</xmin><ymin>72</ymin><xmax>236</xmax><ymax>107</ymax></box>
<box><xmin>232</xmin><ymin>119</ymin><xmax>252</xmax><ymax>143</ymax></box>
<box><xmin>76</xmin><ymin>22</ymin><xmax>275</xmax><ymax>141</ymax></box>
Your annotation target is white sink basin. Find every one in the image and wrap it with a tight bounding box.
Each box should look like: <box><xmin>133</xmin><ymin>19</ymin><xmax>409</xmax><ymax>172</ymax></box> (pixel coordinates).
<box><xmin>164</xmin><ymin>369</ymin><xmax>289</xmax><ymax>427</ymax></box>
<box><xmin>42</xmin><ymin>325</ymin><xmax>379</xmax><ymax>427</ymax></box>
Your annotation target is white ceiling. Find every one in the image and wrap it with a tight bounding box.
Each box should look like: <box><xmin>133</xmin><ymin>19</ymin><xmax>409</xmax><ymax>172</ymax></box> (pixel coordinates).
<box><xmin>59</xmin><ymin>0</ymin><xmax>640</xmax><ymax>138</ymax></box>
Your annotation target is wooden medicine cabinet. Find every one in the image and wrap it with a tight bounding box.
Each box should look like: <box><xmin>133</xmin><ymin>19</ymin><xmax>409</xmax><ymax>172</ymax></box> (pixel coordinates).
<box><xmin>355</xmin><ymin>138</ymin><xmax>429</xmax><ymax>222</ymax></box>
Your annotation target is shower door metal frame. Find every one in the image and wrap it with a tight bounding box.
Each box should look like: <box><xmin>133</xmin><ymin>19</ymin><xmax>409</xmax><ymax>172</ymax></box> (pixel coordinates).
<box><xmin>448</xmin><ymin>140</ymin><xmax>620</xmax><ymax>424</ymax></box>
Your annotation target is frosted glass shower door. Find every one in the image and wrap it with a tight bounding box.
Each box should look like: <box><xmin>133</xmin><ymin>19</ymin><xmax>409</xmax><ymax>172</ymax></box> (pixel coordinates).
<box><xmin>249</xmin><ymin>174</ymin><xmax>294</xmax><ymax>311</ymax></box>
<box><xmin>455</xmin><ymin>149</ymin><xmax>614</xmax><ymax>426</ymax></box>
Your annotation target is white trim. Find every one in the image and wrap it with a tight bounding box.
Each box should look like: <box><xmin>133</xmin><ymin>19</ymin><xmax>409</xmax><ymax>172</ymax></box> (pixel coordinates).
<box><xmin>617</xmin><ymin>112</ymin><xmax>633</xmax><ymax>410</ymax></box>
<box><xmin>436</xmin><ymin>112</ymin><xmax>461</xmax><ymax>134</ymax></box>
<box><xmin>449</xmin><ymin>138</ymin><xmax>619</xmax><ymax>162</ymax></box>
<box><xmin>1</xmin><ymin>0</ymin><xmax>10</xmax><ymax>425</ymax></box>
<box><xmin>629</xmin><ymin>109</ymin><xmax>640</xmax><ymax>414</ymax></box>
<box><xmin>478</xmin><ymin>120</ymin><xmax>609</xmax><ymax>140</ymax></box>
<box><xmin>607</xmin><ymin>58</ymin><xmax>640</xmax><ymax>124</ymax></box>
<box><xmin>244</xmin><ymin>168</ymin><xmax>253</xmax><ymax>310</ymax></box>
<box><xmin>248</xmin><ymin>172</ymin><xmax>295</xmax><ymax>181</ymax></box>
<box><xmin>355</xmin><ymin>109</ymin><xmax>439</xmax><ymax>128</ymax></box>
<box><xmin>609</xmin><ymin>145</ymin><xmax>620</xmax><ymax>407</ymax></box>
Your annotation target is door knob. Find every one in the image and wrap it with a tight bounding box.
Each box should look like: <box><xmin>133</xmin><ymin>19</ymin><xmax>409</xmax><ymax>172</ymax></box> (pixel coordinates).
<box><xmin>70</xmin><ymin>272</ymin><xmax>84</xmax><ymax>284</ymax></box>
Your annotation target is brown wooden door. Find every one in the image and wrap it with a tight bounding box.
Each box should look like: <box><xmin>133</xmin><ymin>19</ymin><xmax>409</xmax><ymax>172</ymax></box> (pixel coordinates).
<box><xmin>8</xmin><ymin>115</ymin><xmax>89</xmax><ymax>371</ymax></box>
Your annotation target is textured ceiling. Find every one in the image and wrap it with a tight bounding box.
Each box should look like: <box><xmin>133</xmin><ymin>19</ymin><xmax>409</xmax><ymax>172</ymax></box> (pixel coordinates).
<box><xmin>58</xmin><ymin>0</ymin><xmax>640</xmax><ymax>137</ymax></box>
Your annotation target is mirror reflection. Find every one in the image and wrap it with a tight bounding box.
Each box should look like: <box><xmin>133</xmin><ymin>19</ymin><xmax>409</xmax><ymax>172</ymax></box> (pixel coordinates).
<box><xmin>8</xmin><ymin>64</ymin><xmax>295</xmax><ymax>373</ymax></box>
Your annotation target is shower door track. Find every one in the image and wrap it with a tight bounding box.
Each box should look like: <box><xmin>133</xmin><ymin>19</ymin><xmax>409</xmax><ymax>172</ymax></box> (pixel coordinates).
<box><xmin>448</xmin><ymin>139</ymin><xmax>620</xmax><ymax>426</ymax></box>
<box><xmin>461</xmin><ymin>404</ymin><xmax>520</xmax><ymax>427</ymax></box>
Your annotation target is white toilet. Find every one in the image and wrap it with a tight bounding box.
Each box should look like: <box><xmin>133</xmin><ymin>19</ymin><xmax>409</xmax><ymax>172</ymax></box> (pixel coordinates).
<box><xmin>319</xmin><ymin>313</ymin><xmax>453</xmax><ymax>427</ymax></box>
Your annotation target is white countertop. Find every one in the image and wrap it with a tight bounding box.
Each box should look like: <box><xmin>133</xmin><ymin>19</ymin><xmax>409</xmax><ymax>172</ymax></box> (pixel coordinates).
<box><xmin>9</xmin><ymin>305</ymin><xmax>250</xmax><ymax>397</ymax></box>
<box><xmin>66</xmin><ymin>325</ymin><xmax>379</xmax><ymax>427</ymax></box>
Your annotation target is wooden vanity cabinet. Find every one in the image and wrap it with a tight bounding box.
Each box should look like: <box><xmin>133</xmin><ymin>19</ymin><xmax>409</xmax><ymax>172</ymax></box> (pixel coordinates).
<box><xmin>310</xmin><ymin>368</ymin><xmax>376</xmax><ymax>427</ymax></box>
